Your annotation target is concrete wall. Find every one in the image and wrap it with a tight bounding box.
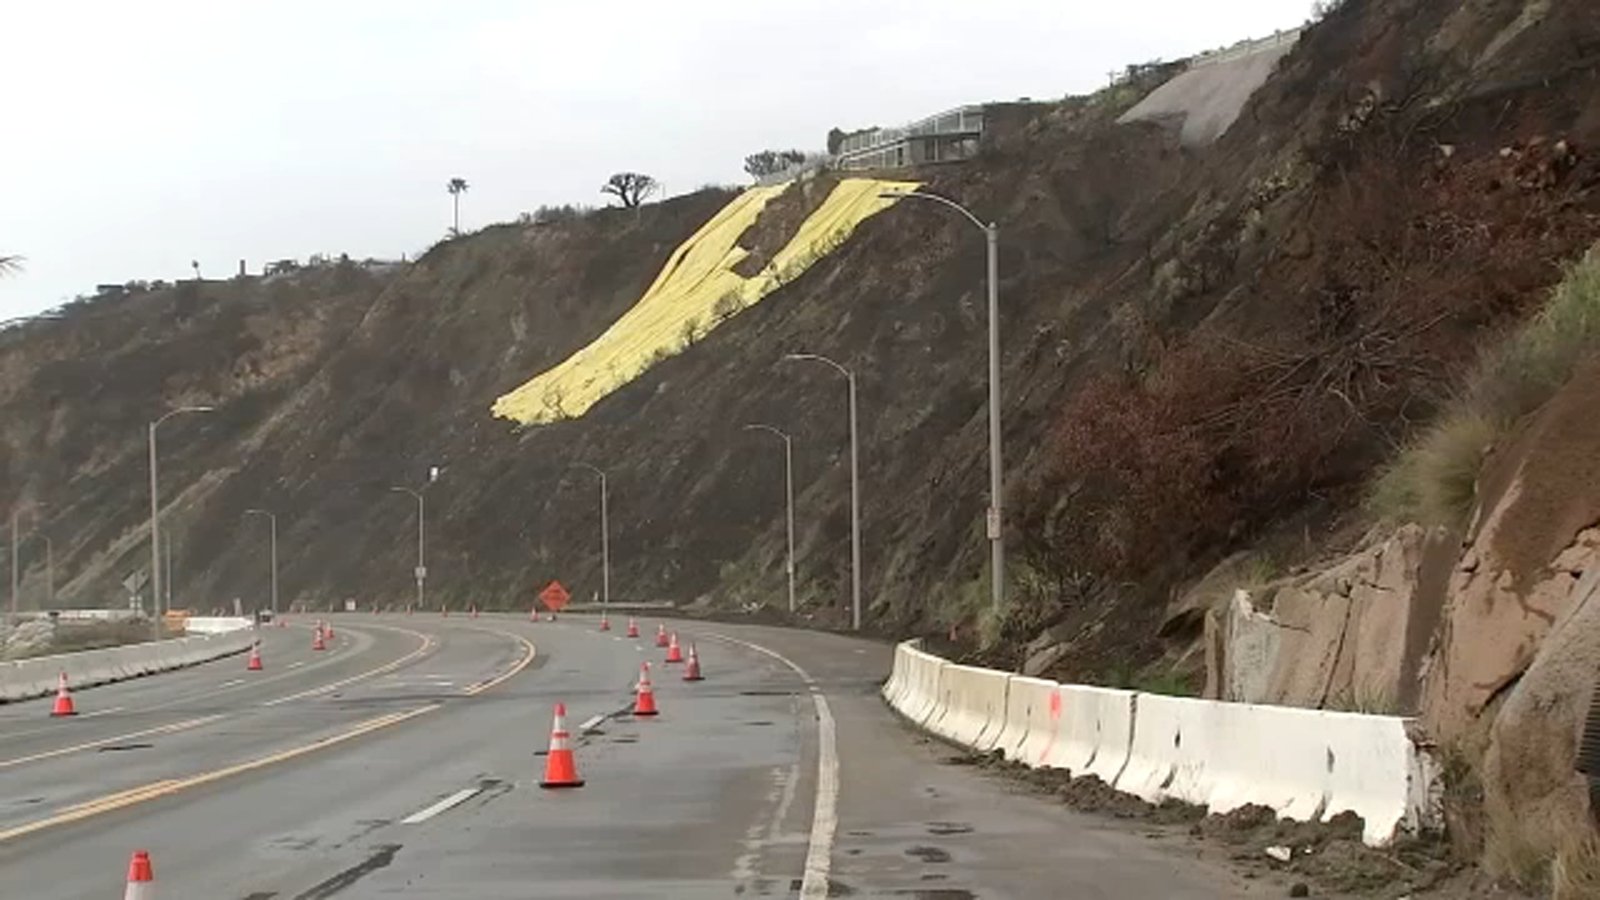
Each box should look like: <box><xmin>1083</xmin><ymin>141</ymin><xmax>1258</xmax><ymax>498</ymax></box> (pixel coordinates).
<box><xmin>0</xmin><ymin>619</ymin><xmax>255</xmax><ymax>703</ymax></box>
<box><xmin>882</xmin><ymin>640</ymin><xmax>1441</xmax><ymax>847</ymax></box>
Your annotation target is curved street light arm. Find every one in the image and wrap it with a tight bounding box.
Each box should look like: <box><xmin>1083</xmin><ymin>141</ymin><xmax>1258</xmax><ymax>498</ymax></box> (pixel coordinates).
<box><xmin>879</xmin><ymin>188</ymin><xmax>989</xmax><ymax>232</ymax></box>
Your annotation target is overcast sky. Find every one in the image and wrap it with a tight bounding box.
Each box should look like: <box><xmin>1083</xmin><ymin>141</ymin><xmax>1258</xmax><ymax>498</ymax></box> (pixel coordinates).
<box><xmin>0</xmin><ymin>1</ymin><xmax>1308</xmax><ymax>319</ymax></box>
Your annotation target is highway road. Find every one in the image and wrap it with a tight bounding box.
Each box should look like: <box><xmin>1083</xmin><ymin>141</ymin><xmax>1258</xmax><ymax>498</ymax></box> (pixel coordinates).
<box><xmin>0</xmin><ymin>614</ymin><xmax>1282</xmax><ymax>898</ymax></box>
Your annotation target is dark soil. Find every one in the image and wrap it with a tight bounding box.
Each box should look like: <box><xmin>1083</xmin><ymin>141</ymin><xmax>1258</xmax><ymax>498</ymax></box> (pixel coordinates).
<box><xmin>957</xmin><ymin>748</ymin><xmax>1536</xmax><ymax>899</ymax></box>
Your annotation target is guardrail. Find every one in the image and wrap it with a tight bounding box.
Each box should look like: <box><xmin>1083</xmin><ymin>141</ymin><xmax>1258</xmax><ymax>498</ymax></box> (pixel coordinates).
<box><xmin>0</xmin><ymin>619</ymin><xmax>256</xmax><ymax>703</ymax></box>
<box><xmin>882</xmin><ymin>640</ymin><xmax>1441</xmax><ymax>847</ymax></box>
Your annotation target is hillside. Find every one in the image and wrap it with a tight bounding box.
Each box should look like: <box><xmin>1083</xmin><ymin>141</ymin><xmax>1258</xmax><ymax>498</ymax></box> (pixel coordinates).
<box><xmin>2</xmin><ymin>0</ymin><xmax>1598</xmax><ymax>700</ymax></box>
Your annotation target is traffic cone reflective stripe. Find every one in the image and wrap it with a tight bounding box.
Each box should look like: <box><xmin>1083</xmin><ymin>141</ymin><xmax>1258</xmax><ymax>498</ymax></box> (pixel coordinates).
<box><xmin>633</xmin><ymin>662</ymin><xmax>659</xmax><ymax>716</ymax></box>
<box><xmin>599</xmin><ymin>614</ymin><xmax>610</xmax><ymax>632</ymax></box>
<box><xmin>124</xmin><ymin>850</ymin><xmax>154</xmax><ymax>899</ymax></box>
<box><xmin>655</xmin><ymin>624</ymin><xmax>669</xmax><ymax>647</ymax></box>
<box><xmin>50</xmin><ymin>672</ymin><xmax>76</xmax><ymax>717</ymax></box>
<box><xmin>683</xmin><ymin>643</ymin><xmax>704</xmax><ymax>681</ymax></box>
<box><xmin>247</xmin><ymin>641</ymin><xmax>263</xmax><ymax>671</ymax></box>
<box><xmin>538</xmin><ymin>702</ymin><xmax>585</xmax><ymax>788</ymax></box>
<box><xmin>664</xmin><ymin>632</ymin><xmax>684</xmax><ymax>663</ymax></box>
<box><xmin>626</xmin><ymin>617</ymin><xmax>639</xmax><ymax>638</ymax></box>
<box><xmin>312</xmin><ymin>625</ymin><xmax>326</xmax><ymax>652</ymax></box>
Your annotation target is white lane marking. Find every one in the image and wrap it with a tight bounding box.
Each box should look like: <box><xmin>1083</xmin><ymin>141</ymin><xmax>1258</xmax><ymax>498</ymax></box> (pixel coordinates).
<box><xmin>219</xmin><ymin>679</ymin><xmax>244</xmax><ymax>688</ymax></box>
<box><xmin>705</xmin><ymin>633</ymin><xmax>839</xmax><ymax>900</ymax></box>
<box><xmin>770</xmin><ymin>761</ymin><xmax>802</xmax><ymax>840</ymax></box>
<box><xmin>288</xmin><ymin>662</ymin><xmax>305</xmax><ymax>669</ymax></box>
<box><xmin>400</xmin><ymin>787</ymin><xmax>482</xmax><ymax>824</ymax></box>
<box><xmin>578</xmin><ymin>715</ymin><xmax>606</xmax><ymax>734</ymax></box>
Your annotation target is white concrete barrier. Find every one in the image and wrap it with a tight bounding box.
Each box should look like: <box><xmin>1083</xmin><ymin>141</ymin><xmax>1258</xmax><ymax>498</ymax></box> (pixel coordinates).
<box><xmin>1060</xmin><ymin>685</ymin><xmax>1137</xmax><ymax>784</ymax></box>
<box><xmin>1196</xmin><ymin>700</ymin><xmax>1332</xmax><ymax>822</ymax></box>
<box><xmin>882</xmin><ymin>640</ymin><xmax>914</xmax><ymax>709</ymax></box>
<box><xmin>882</xmin><ymin>640</ymin><xmax>1438</xmax><ymax>847</ymax></box>
<box><xmin>1322</xmin><ymin>713</ymin><xmax>1438</xmax><ymax>845</ymax></box>
<box><xmin>1115</xmin><ymin>692</ymin><xmax>1184</xmax><ymax>802</ymax></box>
<box><xmin>0</xmin><ymin>624</ymin><xmax>254</xmax><ymax>703</ymax></box>
<box><xmin>185</xmin><ymin>616</ymin><xmax>254</xmax><ymax>635</ymax></box>
<box><xmin>926</xmin><ymin>663</ymin><xmax>1010</xmax><ymax>751</ymax></box>
<box><xmin>892</xmin><ymin>643</ymin><xmax>947</xmax><ymax>727</ymax></box>
<box><xmin>997</xmin><ymin>676</ymin><xmax>1061</xmax><ymax>766</ymax></box>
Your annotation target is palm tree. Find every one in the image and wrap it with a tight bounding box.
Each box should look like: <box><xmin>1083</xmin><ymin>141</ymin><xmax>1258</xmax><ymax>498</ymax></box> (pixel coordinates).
<box><xmin>447</xmin><ymin>178</ymin><xmax>470</xmax><ymax>235</ymax></box>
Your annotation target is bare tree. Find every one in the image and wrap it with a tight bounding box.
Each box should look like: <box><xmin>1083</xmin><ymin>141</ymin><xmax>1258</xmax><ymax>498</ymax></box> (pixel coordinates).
<box><xmin>0</xmin><ymin>255</ymin><xmax>20</xmax><ymax>277</ymax></box>
<box><xmin>447</xmin><ymin>177</ymin><xmax>470</xmax><ymax>234</ymax></box>
<box><xmin>601</xmin><ymin>172</ymin><xmax>658</xmax><ymax>209</ymax></box>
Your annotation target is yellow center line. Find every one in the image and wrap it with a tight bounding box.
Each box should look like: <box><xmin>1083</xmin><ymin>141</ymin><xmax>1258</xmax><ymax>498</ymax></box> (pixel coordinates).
<box><xmin>0</xmin><ymin>715</ymin><xmax>225</xmax><ymax>771</ymax></box>
<box><xmin>459</xmin><ymin>628</ymin><xmax>538</xmax><ymax>696</ymax></box>
<box><xmin>0</xmin><ymin>706</ymin><xmax>439</xmax><ymax>844</ymax></box>
<box><xmin>262</xmin><ymin>627</ymin><xmax>437</xmax><ymax>706</ymax></box>
<box><xmin>0</xmin><ymin>623</ymin><xmax>538</xmax><ymax>844</ymax></box>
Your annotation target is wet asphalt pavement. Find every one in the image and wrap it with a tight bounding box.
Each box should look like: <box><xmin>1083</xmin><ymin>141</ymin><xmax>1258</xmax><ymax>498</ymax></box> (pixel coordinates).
<box><xmin>0</xmin><ymin>613</ymin><xmax>1276</xmax><ymax>898</ymax></box>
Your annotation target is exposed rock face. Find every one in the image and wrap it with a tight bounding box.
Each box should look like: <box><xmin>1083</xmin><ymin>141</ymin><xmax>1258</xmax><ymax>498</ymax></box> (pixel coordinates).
<box><xmin>1421</xmin><ymin>505</ymin><xmax>1598</xmax><ymax>741</ymax></box>
<box><xmin>1206</xmin><ymin>525</ymin><xmax>1427</xmax><ymax>711</ymax></box>
<box><xmin>1479</xmin><ymin>565</ymin><xmax>1600</xmax><ymax>881</ymax></box>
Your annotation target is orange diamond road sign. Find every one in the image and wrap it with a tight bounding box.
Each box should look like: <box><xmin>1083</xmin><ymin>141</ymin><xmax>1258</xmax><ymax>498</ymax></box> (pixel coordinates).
<box><xmin>539</xmin><ymin>580</ymin><xmax>571</xmax><ymax>612</ymax></box>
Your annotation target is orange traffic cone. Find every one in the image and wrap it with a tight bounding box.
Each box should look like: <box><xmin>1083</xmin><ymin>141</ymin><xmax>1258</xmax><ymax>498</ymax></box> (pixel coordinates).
<box><xmin>529</xmin><ymin>606</ymin><xmax>539</xmax><ymax>622</ymax></box>
<box><xmin>538</xmin><ymin>702</ymin><xmax>585</xmax><ymax>789</ymax></box>
<box><xmin>599</xmin><ymin>614</ymin><xmax>610</xmax><ymax>632</ymax></box>
<box><xmin>312</xmin><ymin>625</ymin><xmax>326</xmax><ymax>652</ymax></box>
<box><xmin>442</xmin><ymin>606</ymin><xmax>449</xmax><ymax>617</ymax></box>
<box><xmin>655</xmin><ymin>624</ymin><xmax>669</xmax><ymax>647</ymax></box>
<box><xmin>683</xmin><ymin>643</ymin><xmax>704</xmax><ymax>682</ymax></box>
<box><xmin>633</xmin><ymin>662</ymin><xmax>659</xmax><ymax>717</ymax></box>
<box><xmin>50</xmin><ymin>672</ymin><xmax>76</xmax><ymax>717</ymax></box>
<box><xmin>124</xmin><ymin>850</ymin><xmax>154</xmax><ymax>899</ymax></box>
<box><xmin>664</xmin><ymin>632</ymin><xmax>684</xmax><ymax>664</ymax></box>
<box><xmin>325</xmin><ymin>622</ymin><xmax>335</xmax><ymax>640</ymax></box>
<box><xmin>247</xmin><ymin>641</ymin><xmax>263</xmax><ymax>671</ymax></box>
<box><xmin>471</xmin><ymin>605</ymin><xmax>479</xmax><ymax>619</ymax></box>
<box><xmin>626</xmin><ymin>617</ymin><xmax>640</xmax><ymax>638</ymax></box>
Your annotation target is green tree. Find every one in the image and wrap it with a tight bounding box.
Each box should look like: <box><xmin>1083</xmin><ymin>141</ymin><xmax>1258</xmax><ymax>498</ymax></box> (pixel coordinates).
<box><xmin>743</xmin><ymin>149</ymin><xmax>807</xmax><ymax>180</ymax></box>
<box><xmin>447</xmin><ymin>177</ymin><xmax>470</xmax><ymax>234</ymax></box>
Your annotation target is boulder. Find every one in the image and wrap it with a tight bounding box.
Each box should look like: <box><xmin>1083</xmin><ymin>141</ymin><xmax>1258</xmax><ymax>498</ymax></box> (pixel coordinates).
<box><xmin>1479</xmin><ymin>562</ymin><xmax>1600</xmax><ymax>882</ymax></box>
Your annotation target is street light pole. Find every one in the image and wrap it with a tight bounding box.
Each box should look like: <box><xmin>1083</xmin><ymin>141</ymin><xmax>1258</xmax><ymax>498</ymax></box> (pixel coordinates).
<box><xmin>244</xmin><ymin>509</ymin><xmax>278</xmax><ymax>616</ymax></box>
<box><xmin>572</xmin><ymin>464</ymin><xmax>610</xmax><ymax>610</ymax></box>
<box><xmin>781</xmin><ymin>353</ymin><xmax>861</xmax><ymax>631</ymax></box>
<box><xmin>743</xmin><ymin>424</ymin><xmax>796</xmax><ymax>614</ymax></box>
<box><xmin>880</xmin><ymin>189</ymin><xmax>1005</xmax><ymax>614</ymax></box>
<box><xmin>9</xmin><ymin>509</ymin><xmax>21</xmax><ymax>619</ymax></box>
<box><xmin>390</xmin><ymin>487</ymin><xmax>425</xmax><ymax>610</ymax></box>
<box><xmin>35</xmin><ymin>534</ymin><xmax>52</xmax><ymax>608</ymax></box>
<box><xmin>164</xmin><ymin>530</ymin><xmax>173</xmax><ymax>609</ymax></box>
<box><xmin>148</xmin><ymin>405</ymin><xmax>213</xmax><ymax>628</ymax></box>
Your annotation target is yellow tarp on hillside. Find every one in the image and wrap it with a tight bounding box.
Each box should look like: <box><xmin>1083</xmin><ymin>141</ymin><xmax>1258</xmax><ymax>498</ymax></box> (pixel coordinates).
<box><xmin>491</xmin><ymin>177</ymin><xmax>919</xmax><ymax>425</ymax></box>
